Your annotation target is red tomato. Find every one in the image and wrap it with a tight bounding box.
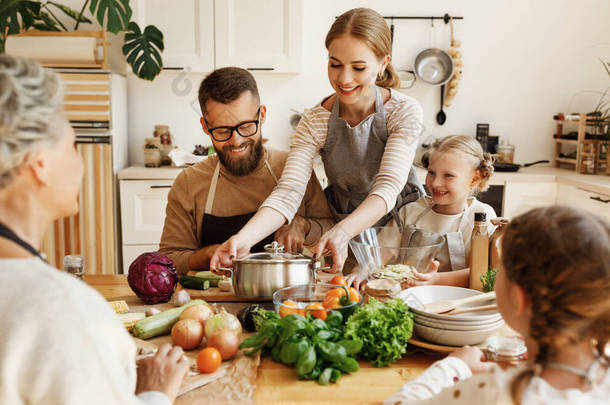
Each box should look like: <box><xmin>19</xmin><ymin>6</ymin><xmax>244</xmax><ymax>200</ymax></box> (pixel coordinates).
<box><xmin>329</xmin><ymin>276</ymin><xmax>347</xmax><ymax>286</ymax></box>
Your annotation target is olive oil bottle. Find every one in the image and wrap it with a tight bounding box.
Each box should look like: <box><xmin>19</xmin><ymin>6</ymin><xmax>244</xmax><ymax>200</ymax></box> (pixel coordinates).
<box><xmin>469</xmin><ymin>212</ymin><xmax>489</xmax><ymax>291</ymax></box>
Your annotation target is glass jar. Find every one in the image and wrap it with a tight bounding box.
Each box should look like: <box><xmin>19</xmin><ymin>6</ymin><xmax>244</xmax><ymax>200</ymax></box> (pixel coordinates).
<box><xmin>496</xmin><ymin>142</ymin><xmax>515</xmax><ymax>164</ymax></box>
<box><xmin>485</xmin><ymin>335</ymin><xmax>528</xmax><ymax>368</ymax></box>
<box><xmin>580</xmin><ymin>155</ymin><xmax>596</xmax><ymax>174</ymax></box>
<box><xmin>64</xmin><ymin>254</ymin><xmax>84</xmax><ymax>279</ymax></box>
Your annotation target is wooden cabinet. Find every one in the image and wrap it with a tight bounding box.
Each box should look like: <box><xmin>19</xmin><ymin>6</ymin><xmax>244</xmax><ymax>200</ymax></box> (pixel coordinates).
<box><xmin>132</xmin><ymin>0</ymin><xmax>215</xmax><ymax>72</ymax></box>
<box><xmin>555</xmin><ymin>183</ymin><xmax>610</xmax><ymax>222</ymax></box>
<box><xmin>132</xmin><ymin>0</ymin><xmax>302</xmax><ymax>73</ymax></box>
<box><xmin>501</xmin><ymin>181</ymin><xmax>558</xmax><ymax>218</ymax></box>
<box><xmin>214</xmin><ymin>0</ymin><xmax>302</xmax><ymax>73</ymax></box>
<box><xmin>120</xmin><ymin>179</ymin><xmax>173</xmax><ymax>274</ymax></box>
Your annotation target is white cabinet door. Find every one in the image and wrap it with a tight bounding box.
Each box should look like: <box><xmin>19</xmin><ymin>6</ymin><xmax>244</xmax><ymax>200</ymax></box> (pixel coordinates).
<box><xmin>122</xmin><ymin>244</ymin><xmax>160</xmax><ymax>274</ymax></box>
<box><xmin>556</xmin><ymin>183</ymin><xmax>610</xmax><ymax>222</ymax></box>
<box><xmin>502</xmin><ymin>181</ymin><xmax>557</xmax><ymax>218</ymax></box>
<box><xmin>120</xmin><ymin>180</ymin><xmax>172</xmax><ymax>245</ymax></box>
<box><xmin>214</xmin><ymin>0</ymin><xmax>302</xmax><ymax>73</ymax></box>
<box><xmin>132</xmin><ymin>0</ymin><xmax>214</xmax><ymax>72</ymax></box>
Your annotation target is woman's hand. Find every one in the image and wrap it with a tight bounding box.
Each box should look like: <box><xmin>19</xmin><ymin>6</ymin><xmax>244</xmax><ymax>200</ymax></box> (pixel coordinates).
<box><xmin>209</xmin><ymin>234</ymin><xmax>251</xmax><ymax>274</ymax></box>
<box><xmin>449</xmin><ymin>346</ymin><xmax>495</xmax><ymax>374</ymax></box>
<box><xmin>274</xmin><ymin>215</ymin><xmax>309</xmax><ymax>253</ymax></box>
<box><xmin>136</xmin><ymin>343</ymin><xmax>190</xmax><ymax>402</ymax></box>
<box><xmin>400</xmin><ymin>260</ymin><xmax>439</xmax><ymax>289</ymax></box>
<box><xmin>313</xmin><ymin>224</ymin><xmax>351</xmax><ymax>273</ymax></box>
<box><xmin>345</xmin><ymin>265</ymin><xmax>369</xmax><ymax>291</ymax></box>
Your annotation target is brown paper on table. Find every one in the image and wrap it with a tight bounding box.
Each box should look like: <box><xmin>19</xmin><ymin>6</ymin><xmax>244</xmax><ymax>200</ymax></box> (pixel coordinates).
<box><xmin>134</xmin><ymin>336</ymin><xmax>260</xmax><ymax>403</ymax></box>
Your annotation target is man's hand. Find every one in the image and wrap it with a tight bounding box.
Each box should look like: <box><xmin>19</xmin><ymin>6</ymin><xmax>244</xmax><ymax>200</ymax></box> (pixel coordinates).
<box><xmin>136</xmin><ymin>343</ymin><xmax>190</xmax><ymax>403</ymax></box>
<box><xmin>312</xmin><ymin>224</ymin><xmax>351</xmax><ymax>273</ymax></box>
<box><xmin>188</xmin><ymin>244</ymin><xmax>221</xmax><ymax>270</ymax></box>
<box><xmin>274</xmin><ymin>215</ymin><xmax>310</xmax><ymax>253</ymax></box>
<box><xmin>449</xmin><ymin>346</ymin><xmax>495</xmax><ymax>374</ymax></box>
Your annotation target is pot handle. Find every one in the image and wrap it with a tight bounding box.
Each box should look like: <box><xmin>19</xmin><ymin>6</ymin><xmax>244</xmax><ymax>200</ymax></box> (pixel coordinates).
<box><xmin>217</xmin><ymin>267</ymin><xmax>233</xmax><ymax>278</ymax></box>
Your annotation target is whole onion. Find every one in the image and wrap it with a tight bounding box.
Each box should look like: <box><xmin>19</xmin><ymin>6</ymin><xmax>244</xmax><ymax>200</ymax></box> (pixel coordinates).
<box><xmin>128</xmin><ymin>252</ymin><xmax>178</xmax><ymax>304</ymax></box>
<box><xmin>171</xmin><ymin>319</ymin><xmax>204</xmax><ymax>350</ymax></box>
<box><xmin>205</xmin><ymin>309</ymin><xmax>242</xmax><ymax>339</ymax></box>
<box><xmin>207</xmin><ymin>329</ymin><xmax>240</xmax><ymax>360</ymax></box>
<box><xmin>180</xmin><ymin>304</ymin><xmax>214</xmax><ymax>328</ymax></box>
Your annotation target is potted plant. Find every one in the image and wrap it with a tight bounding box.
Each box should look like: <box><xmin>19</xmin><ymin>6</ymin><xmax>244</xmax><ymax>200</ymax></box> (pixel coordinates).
<box><xmin>0</xmin><ymin>0</ymin><xmax>164</xmax><ymax>81</ymax></box>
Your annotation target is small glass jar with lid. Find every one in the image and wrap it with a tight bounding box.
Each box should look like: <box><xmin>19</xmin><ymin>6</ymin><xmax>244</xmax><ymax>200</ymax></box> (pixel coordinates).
<box><xmin>496</xmin><ymin>141</ymin><xmax>515</xmax><ymax>164</ymax></box>
<box><xmin>485</xmin><ymin>335</ymin><xmax>528</xmax><ymax>369</ymax></box>
<box><xmin>63</xmin><ymin>254</ymin><xmax>84</xmax><ymax>279</ymax></box>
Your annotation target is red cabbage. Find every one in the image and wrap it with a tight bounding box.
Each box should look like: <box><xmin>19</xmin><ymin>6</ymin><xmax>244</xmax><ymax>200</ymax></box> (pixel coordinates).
<box><xmin>128</xmin><ymin>252</ymin><xmax>178</xmax><ymax>304</ymax></box>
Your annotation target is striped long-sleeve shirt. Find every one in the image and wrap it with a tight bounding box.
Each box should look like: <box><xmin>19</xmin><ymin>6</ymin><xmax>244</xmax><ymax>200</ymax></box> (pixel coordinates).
<box><xmin>261</xmin><ymin>89</ymin><xmax>424</xmax><ymax>222</ymax></box>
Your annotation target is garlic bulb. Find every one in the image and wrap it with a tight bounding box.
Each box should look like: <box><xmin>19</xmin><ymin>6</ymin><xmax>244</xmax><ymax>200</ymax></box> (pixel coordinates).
<box><xmin>171</xmin><ymin>289</ymin><xmax>191</xmax><ymax>306</ymax></box>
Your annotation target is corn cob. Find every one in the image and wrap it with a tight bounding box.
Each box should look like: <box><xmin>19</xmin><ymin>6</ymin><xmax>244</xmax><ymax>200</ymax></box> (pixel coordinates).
<box><xmin>109</xmin><ymin>300</ymin><xmax>130</xmax><ymax>314</ymax></box>
<box><xmin>119</xmin><ymin>312</ymin><xmax>146</xmax><ymax>332</ymax></box>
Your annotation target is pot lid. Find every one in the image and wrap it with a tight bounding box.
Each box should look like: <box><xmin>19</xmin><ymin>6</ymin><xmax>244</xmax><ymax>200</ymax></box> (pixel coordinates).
<box><xmin>235</xmin><ymin>242</ymin><xmax>312</xmax><ymax>264</ymax></box>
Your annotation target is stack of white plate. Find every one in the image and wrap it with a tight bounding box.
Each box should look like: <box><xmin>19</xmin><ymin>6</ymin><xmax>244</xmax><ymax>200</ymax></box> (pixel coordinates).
<box><xmin>398</xmin><ymin>286</ymin><xmax>504</xmax><ymax>346</ymax></box>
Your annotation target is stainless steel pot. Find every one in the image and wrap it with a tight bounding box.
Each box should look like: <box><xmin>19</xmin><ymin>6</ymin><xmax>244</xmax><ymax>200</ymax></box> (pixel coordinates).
<box><xmin>219</xmin><ymin>242</ymin><xmax>330</xmax><ymax>299</ymax></box>
<box><xmin>413</xmin><ymin>48</ymin><xmax>454</xmax><ymax>85</ymax></box>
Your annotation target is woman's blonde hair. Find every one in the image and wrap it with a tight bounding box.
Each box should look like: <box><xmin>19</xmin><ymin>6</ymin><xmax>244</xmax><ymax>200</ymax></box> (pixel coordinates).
<box><xmin>421</xmin><ymin>135</ymin><xmax>495</xmax><ymax>193</ymax></box>
<box><xmin>0</xmin><ymin>55</ymin><xmax>64</xmax><ymax>188</ymax></box>
<box><xmin>501</xmin><ymin>206</ymin><xmax>610</xmax><ymax>404</ymax></box>
<box><xmin>325</xmin><ymin>8</ymin><xmax>400</xmax><ymax>89</ymax></box>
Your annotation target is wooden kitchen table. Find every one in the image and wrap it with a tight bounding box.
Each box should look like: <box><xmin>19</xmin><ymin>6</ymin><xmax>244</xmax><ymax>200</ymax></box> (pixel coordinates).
<box><xmin>85</xmin><ymin>275</ymin><xmax>442</xmax><ymax>405</ymax></box>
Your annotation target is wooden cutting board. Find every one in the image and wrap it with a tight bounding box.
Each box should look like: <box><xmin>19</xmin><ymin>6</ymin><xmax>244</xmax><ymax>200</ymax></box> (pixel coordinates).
<box><xmin>134</xmin><ymin>336</ymin><xmax>230</xmax><ymax>396</ymax></box>
<box><xmin>179</xmin><ymin>285</ymin><xmax>270</xmax><ymax>302</ymax></box>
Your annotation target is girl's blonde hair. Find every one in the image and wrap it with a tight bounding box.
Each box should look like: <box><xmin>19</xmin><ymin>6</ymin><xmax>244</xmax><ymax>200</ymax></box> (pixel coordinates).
<box><xmin>501</xmin><ymin>206</ymin><xmax>610</xmax><ymax>404</ymax></box>
<box><xmin>421</xmin><ymin>135</ymin><xmax>495</xmax><ymax>193</ymax></box>
<box><xmin>0</xmin><ymin>55</ymin><xmax>64</xmax><ymax>188</ymax></box>
<box><xmin>325</xmin><ymin>8</ymin><xmax>400</xmax><ymax>89</ymax></box>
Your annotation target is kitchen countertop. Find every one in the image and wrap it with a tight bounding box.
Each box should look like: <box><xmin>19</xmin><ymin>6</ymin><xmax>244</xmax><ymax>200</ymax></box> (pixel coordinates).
<box><xmin>85</xmin><ymin>274</ymin><xmax>442</xmax><ymax>404</ymax></box>
<box><xmin>119</xmin><ymin>163</ymin><xmax>610</xmax><ymax>195</ymax></box>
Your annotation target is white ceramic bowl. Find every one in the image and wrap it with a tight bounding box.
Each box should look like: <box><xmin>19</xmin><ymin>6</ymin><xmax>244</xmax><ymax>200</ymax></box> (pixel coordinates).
<box><xmin>414</xmin><ymin>312</ymin><xmax>503</xmax><ymax>328</ymax></box>
<box><xmin>415</xmin><ymin>315</ymin><xmax>504</xmax><ymax>331</ymax></box>
<box><xmin>414</xmin><ymin>321</ymin><xmax>504</xmax><ymax>346</ymax></box>
<box><xmin>399</xmin><ymin>285</ymin><xmax>502</xmax><ymax>322</ymax></box>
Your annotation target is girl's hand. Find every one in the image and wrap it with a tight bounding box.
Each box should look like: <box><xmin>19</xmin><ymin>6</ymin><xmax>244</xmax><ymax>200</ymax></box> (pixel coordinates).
<box><xmin>400</xmin><ymin>260</ymin><xmax>439</xmax><ymax>289</ymax></box>
<box><xmin>313</xmin><ymin>224</ymin><xmax>351</xmax><ymax>273</ymax></box>
<box><xmin>209</xmin><ymin>234</ymin><xmax>251</xmax><ymax>274</ymax></box>
<box><xmin>345</xmin><ymin>265</ymin><xmax>369</xmax><ymax>291</ymax></box>
<box><xmin>449</xmin><ymin>346</ymin><xmax>495</xmax><ymax>374</ymax></box>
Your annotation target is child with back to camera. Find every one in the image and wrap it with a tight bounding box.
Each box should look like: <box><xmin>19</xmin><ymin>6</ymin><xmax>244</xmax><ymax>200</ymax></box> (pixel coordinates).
<box><xmin>383</xmin><ymin>206</ymin><xmax>610</xmax><ymax>404</ymax></box>
<box><xmin>347</xmin><ymin>135</ymin><xmax>496</xmax><ymax>290</ymax></box>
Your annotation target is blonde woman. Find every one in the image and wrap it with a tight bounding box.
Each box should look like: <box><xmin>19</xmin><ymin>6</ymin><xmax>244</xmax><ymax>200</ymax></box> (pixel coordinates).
<box><xmin>212</xmin><ymin>8</ymin><xmax>425</xmax><ymax>273</ymax></box>
<box><xmin>0</xmin><ymin>55</ymin><xmax>188</xmax><ymax>405</ymax></box>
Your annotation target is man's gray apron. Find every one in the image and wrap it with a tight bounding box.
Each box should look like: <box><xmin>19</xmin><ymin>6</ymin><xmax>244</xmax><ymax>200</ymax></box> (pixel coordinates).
<box><xmin>321</xmin><ymin>85</ymin><xmax>424</xmax><ymax>226</ymax></box>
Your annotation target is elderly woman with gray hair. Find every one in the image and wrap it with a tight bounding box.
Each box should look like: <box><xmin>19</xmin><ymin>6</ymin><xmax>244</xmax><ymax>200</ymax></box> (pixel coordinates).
<box><xmin>0</xmin><ymin>54</ymin><xmax>188</xmax><ymax>405</ymax></box>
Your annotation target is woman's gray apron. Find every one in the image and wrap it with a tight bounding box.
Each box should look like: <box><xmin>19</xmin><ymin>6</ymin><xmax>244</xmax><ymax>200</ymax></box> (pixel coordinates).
<box><xmin>320</xmin><ymin>86</ymin><xmax>424</xmax><ymax>227</ymax></box>
<box><xmin>404</xmin><ymin>203</ymin><xmax>468</xmax><ymax>272</ymax></box>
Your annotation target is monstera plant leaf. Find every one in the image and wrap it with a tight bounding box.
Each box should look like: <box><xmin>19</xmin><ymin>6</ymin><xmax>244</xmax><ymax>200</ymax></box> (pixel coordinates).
<box><xmin>122</xmin><ymin>22</ymin><xmax>164</xmax><ymax>81</ymax></box>
<box><xmin>47</xmin><ymin>1</ymin><xmax>92</xmax><ymax>24</ymax></box>
<box><xmin>89</xmin><ymin>0</ymin><xmax>131</xmax><ymax>34</ymax></box>
<box><xmin>0</xmin><ymin>0</ymin><xmax>41</xmax><ymax>34</ymax></box>
<box><xmin>0</xmin><ymin>0</ymin><xmax>41</xmax><ymax>51</ymax></box>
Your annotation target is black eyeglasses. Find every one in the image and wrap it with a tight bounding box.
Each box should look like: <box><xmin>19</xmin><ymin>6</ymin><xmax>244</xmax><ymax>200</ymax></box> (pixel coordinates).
<box><xmin>203</xmin><ymin>107</ymin><xmax>261</xmax><ymax>142</ymax></box>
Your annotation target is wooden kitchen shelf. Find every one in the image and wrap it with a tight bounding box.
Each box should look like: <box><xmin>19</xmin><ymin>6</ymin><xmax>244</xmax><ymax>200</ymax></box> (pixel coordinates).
<box><xmin>554</xmin><ymin>113</ymin><xmax>609</xmax><ymax>174</ymax></box>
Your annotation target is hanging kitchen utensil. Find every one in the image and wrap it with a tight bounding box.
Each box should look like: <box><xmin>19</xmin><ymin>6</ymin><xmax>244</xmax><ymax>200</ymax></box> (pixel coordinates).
<box><xmin>413</xmin><ymin>48</ymin><xmax>454</xmax><ymax>85</ymax></box>
<box><xmin>437</xmin><ymin>85</ymin><xmax>447</xmax><ymax>125</ymax></box>
<box><xmin>493</xmin><ymin>160</ymin><xmax>550</xmax><ymax>172</ymax></box>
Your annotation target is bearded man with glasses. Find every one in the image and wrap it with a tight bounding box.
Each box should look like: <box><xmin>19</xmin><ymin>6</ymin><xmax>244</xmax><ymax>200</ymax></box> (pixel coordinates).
<box><xmin>159</xmin><ymin>67</ymin><xmax>334</xmax><ymax>274</ymax></box>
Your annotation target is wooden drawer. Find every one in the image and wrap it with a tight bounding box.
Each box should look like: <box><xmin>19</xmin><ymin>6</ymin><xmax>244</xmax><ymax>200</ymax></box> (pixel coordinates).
<box><xmin>120</xmin><ymin>180</ymin><xmax>173</xmax><ymax>245</ymax></box>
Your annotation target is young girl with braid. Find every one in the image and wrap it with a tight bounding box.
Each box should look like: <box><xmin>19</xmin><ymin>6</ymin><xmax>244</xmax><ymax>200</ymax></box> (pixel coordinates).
<box><xmin>384</xmin><ymin>206</ymin><xmax>610</xmax><ymax>404</ymax></box>
<box><xmin>347</xmin><ymin>135</ymin><xmax>497</xmax><ymax>290</ymax></box>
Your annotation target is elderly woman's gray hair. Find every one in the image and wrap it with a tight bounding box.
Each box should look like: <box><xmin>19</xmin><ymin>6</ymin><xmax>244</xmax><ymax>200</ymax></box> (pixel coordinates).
<box><xmin>0</xmin><ymin>54</ymin><xmax>65</xmax><ymax>188</ymax></box>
